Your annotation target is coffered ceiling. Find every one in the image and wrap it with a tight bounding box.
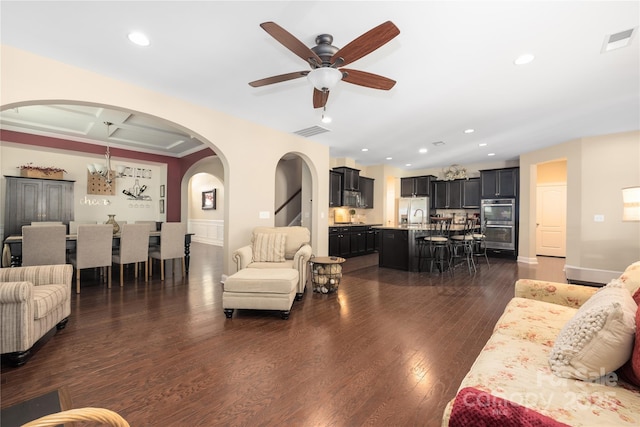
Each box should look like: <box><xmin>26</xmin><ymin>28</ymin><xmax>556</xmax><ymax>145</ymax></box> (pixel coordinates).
<box><xmin>1</xmin><ymin>1</ymin><xmax>638</xmax><ymax>168</ymax></box>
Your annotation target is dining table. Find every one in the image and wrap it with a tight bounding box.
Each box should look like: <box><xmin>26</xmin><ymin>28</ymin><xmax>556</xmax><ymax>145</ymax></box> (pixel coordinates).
<box><xmin>2</xmin><ymin>231</ymin><xmax>194</xmax><ymax>271</ymax></box>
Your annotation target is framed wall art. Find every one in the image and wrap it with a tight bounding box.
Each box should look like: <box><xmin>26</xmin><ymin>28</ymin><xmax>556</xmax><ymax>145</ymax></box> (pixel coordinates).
<box><xmin>202</xmin><ymin>189</ymin><xmax>216</xmax><ymax>210</ymax></box>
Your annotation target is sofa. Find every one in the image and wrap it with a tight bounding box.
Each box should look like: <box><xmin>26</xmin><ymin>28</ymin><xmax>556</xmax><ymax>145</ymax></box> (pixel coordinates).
<box><xmin>232</xmin><ymin>226</ymin><xmax>313</xmax><ymax>300</ymax></box>
<box><xmin>442</xmin><ymin>261</ymin><xmax>640</xmax><ymax>426</ymax></box>
<box><xmin>0</xmin><ymin>264</ymin><xmax>73</xmax><ymax>366</ymax></box>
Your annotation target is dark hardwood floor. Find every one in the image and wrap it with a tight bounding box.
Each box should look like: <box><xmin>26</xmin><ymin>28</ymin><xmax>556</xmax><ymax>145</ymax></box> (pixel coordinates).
<box><xmin>0</xmin><ymin>245</ymin><xmax>567</xmax><ymax>426</ymax></box>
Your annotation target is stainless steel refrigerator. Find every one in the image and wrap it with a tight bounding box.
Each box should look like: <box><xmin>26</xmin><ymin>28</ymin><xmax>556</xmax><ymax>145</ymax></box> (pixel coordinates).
<box><xmin>398</xmin><ymin>197</ymin><xmax>429</xmax><ymax>225</ymax></box>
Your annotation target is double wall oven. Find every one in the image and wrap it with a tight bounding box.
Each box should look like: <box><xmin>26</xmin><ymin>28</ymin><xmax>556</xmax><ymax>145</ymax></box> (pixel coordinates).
<box><xmin>481</xmin><ymin>198</ymin><xmax>517</xmax><ymax>251</ymax></box>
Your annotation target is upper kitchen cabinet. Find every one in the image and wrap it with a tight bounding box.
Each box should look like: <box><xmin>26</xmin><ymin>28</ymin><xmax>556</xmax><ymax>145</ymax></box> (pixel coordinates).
<box><xmin>329</xmin><ymin>170</ymin><xmax>342</xmax><ymax>207</ymax></box>
<box><xmin>462</xmin><ymin>178</ymin><xmax>481</xmax><ymax>208</ymax></box>
<box><xmin>401</xmin><ymin>175</ymin><xmax>435</xmax><ymax>197</ymax></box>
<box><xmin>4</xmin><ymin>176</ymin><xmax>75</xmax><ymax>237</ymax></box>
<box><xmin>359</xmin><ymin>176</ymin><xmax>374</xmax><ymax>209</ymax></box>
<box><xmin>332</xmin><ymin>167</ymin><xmax>360</xmax><ymax>191</ymax></box>
<box><xmin>480</xmin><ymin>167</ymin><xmax>519</xmax><ymax>198</ymax></box>
<box><xmin>431</xmin><ymin>180</ymin><xmax>462</xmax><ymax>209</ymax></box>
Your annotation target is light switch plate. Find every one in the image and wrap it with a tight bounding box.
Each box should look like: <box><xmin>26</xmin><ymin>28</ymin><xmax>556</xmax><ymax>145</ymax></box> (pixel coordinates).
<box><xmin>594</xmin><ymin>214</ymin><xmax>605</xmax><ymax>222</ymax></box>
<box><xmin>259</xmin><ymin>211</ymin><xmax>270</xmax><ymax>219</ymax></box>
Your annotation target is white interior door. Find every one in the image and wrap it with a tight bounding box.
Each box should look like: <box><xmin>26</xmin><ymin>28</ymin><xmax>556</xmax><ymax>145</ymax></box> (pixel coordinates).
<box><xmin>536</xmin><ymin>184</ymin><xmax>567</xmax><ymax>257</ymax></box>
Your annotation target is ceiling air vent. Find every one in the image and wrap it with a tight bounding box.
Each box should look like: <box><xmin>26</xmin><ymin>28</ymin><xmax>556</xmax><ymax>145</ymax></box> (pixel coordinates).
<box><xmin>602</xmin><ymin>27</ymin><xmax>636</xmax><ymax>52</ymax></box>
<box><xmin>293</xmin><ymin>125</ymin><xmax>330</xmax><ymax>138</ymax></box>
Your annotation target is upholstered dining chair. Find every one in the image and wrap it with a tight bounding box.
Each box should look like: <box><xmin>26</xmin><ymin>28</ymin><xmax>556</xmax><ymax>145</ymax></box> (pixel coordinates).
<box><xmin>21</xmin><ymin>225</ymin><xmax>67</xmax><ymax>266</ymax></box>
<box><xmin>68</xmin><ymin>224</ymin><xmax>113</xmax><ymax>293</ymax></box>
<box><xmin>112</xmin><ymin>224</ymin><xmax>150</xmax><ymax>287</ymax></box>
<box><xmin>134</xmin><ymin>220</ymin><xmax>157</xmax><ymax>232</ymax></box>
<box><xmin>149</xmin><ymin>222</ymin><xmax>187</xmax><ymax>281</ymax></box>
<box><xmin>69</xmin><ymin>220</ymin><xmax>98</xmax><ymax>234</ymax></box>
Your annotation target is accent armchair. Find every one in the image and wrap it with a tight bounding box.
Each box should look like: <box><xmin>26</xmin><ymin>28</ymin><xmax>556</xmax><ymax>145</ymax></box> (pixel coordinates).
<box><xmin>232</xmin><ymin>226</ymin><xmax>313</xmax><ymax>299</ymax></box>
<box><xmin>0</xmin><ymin>264</ymin><xmax>73</xmax><ymax>366</ymax></box>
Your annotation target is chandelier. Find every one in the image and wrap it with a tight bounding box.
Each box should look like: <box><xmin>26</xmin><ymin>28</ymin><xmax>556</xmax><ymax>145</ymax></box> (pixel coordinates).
<box><xmin>87</xmin><ymin>121</ymin><xmax>115</xmax><ymax>187</ymax></box>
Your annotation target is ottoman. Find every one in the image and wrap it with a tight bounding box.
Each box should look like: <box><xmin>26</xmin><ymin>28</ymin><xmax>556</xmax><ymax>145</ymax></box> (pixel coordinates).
<box><xmin>223</xmin><ymin>268</ymin><xmax>299</xmax><ymax>319</ymax></box>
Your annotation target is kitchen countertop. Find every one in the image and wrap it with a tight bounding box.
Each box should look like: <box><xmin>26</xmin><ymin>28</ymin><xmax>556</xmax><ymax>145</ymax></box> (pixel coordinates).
<box><xmin>329</xmin><ymin>223</ymin><xmax>382</xmax><ymax>227</ymax></box>
<box><xmin>373</xmin><ymin>223</ymin><xmax>473</xmax><ymax>231</ymax></box>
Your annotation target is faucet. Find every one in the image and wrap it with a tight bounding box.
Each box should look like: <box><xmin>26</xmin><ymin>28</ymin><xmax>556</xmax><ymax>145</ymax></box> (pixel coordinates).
<box><xmin>414</xmin><ymin>209</ymin><xmax>425</xmax><ymax>226</ymax></box>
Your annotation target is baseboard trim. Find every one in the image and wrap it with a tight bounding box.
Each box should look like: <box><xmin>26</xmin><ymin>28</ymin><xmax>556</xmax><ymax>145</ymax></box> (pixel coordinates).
<box><xmin>517</xmin><ymin>256</ymin><xmax>538</xmax><ymax>265</ymax></box>
<box><xmin>564</xmin><ymin>264</ymin><xmax>621</xmax><ymax>286</ymax></box>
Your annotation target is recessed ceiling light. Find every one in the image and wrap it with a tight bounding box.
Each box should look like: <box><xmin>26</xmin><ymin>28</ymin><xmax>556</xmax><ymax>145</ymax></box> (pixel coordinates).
<box><xmin>386</xmin><ymin>157</ymin><xmax>393</xmax><ymax>160</ymax></box>
<box><xmin>405</xmin><ymin>163</ymin><xmax>412</xmax><ymax>167</ymax></box>
<box><xmin>514</xmin><ymin>53</ymin><xmax>535</xmax><ymax>65</ymax></box>
<box><xmin>128</xmin><ymin>31</ymin><xmax>150</xmax><ymax>47</ymax></box>
<box><xmin>488</xmin><ymin>153</ymin><xmax>496</xmax><ymax>156</ymax></box>
<box><xmin>464</xmin><ymin>128</ymin><xmax>475</xmax><ymax>134</ymax></box>
<box><xmin>478</xmin><ymin>143</ymin><xmax>488</xmax><ymax>147</ymax></box>
<box><xmin>419</xmin><ymin>148</ymin><xmax>427</xmax><ymax>154</ymax></box>
<box><xmin>361</xmin><ymin>148</ymin><xmax>369</xmax><ymax>152</ymax></box>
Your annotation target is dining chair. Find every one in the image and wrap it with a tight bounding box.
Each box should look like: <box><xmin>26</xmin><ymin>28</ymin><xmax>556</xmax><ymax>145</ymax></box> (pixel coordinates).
<box><xmin>69</xmin><ymin>220</ymin><xmax>98</xmax><ymax>234</ymax></box>
<box><xmin>21</xmin><ymin>225</ymin><xmax>67</xmax><ymax>266</ymax></box>
<box><xmin>112</xmin><ymin>224</ymin><xmax>150</xmax><ymax>287</ymax></box>
<box><xmin>68</xmin><ymin>224</ymin><xmax>113</xmax><ymax>293</ymax></box>
<box><xmin>149</xmin><ymin>222</ymin><xmax>187</xmax><ymax>280</ymax></box>
<box><xmin>134</xmin><ymin>221</ymin><xmax>157</xmax><ymax>232</ymax></box>
<box><xmin>30</xmin><ymin>221</ymin><xmax>63</xmax><ymax>226</ymax></box>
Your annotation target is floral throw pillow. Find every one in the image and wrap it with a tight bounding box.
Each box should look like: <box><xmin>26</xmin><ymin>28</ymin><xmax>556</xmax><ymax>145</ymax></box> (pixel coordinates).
<box><xmin>549</xmin><ymin>279</ymin><xmax>637</xmax><ymax>380</ymax></box>
<box><xmin>618</xmin><ymin>287</ymin><xmax>640</xmax><ymax>387</ymax></box>
<box><xmin>252</xmin><ymin>233</ymin><xmax>286</xmax><ymax>262</ymax></box>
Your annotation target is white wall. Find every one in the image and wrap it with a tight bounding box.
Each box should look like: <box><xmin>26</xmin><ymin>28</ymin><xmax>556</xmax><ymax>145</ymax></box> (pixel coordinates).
<box><xmin>1</xmin><ymin>45</ymin><xmax>330</xmax><ymax>275</ymax></box>
<box><xmin>519</xmin><ymin>130</ymin><xmax>640</xmax><ymax>280</ymax></box>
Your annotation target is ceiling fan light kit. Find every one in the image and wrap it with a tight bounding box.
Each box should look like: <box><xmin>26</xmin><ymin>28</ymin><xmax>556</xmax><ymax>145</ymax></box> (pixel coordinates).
<box><xmin>307</xmin><ymin>67</ymin><xmax>343</xmax><ymax>92</ymax></box>
<box><xmin>249</xmin><ymin>21</ymin><xmax>400</xmax><ymax>109</ymax></box>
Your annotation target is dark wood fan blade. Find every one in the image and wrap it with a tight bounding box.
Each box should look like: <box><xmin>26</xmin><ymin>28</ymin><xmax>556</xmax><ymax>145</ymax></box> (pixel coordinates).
<box><xmin>313</xmin><ymin>89</ymin><xmax>329</xmax><ymax>109</ymax></box>
<box><xmin>331</xmin><ymin>21</ymin><xmax>400</xmax><ymax>67</ymax></box>
<box><xmin>249</xmin><ymin>71</ymin><xmax>309</xmax><ymax>87</ymax></box>
<box><xmin>261</xmin><ymin>22</ymin><xmax>322</xmax><ymax>66</ymax></box>
<box><xmin>340</xmin><ymin>69</ymin><xmax>396</xmax><ymax>90</ymax></box>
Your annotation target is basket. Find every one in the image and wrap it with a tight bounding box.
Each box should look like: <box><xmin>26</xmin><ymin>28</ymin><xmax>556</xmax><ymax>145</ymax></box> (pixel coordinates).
<box><xmin>310</xmin><ymin>262</ymin><xmax>343</xmax><ymax>293</ymax></box>
<box><xmin>20</xmin><ymin>169</ymin><xmax>64</xmax><ymax>179</ymax></box>
<box><xmin>22</xmin><ymin>407</ymin><xmax>130</xmax><ymax>427</ymax></box>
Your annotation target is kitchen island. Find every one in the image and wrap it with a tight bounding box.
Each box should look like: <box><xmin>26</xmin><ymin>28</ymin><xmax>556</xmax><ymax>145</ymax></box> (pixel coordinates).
<box><xmin>374</xmin><ymin>222</ymin><xmax>475</xmax><ymax>272</ymax></box>
<box><xmin>374</xmin><ymin>226</ymin><xmax>430</xmax><ymax>272</ymax></box>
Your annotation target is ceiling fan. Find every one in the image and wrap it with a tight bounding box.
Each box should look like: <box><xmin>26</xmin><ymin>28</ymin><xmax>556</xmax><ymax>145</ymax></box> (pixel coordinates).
<box><xmin>249</xmin><ymin>21</ymin><xmax>400</xmax><ymax>109</ymax></box>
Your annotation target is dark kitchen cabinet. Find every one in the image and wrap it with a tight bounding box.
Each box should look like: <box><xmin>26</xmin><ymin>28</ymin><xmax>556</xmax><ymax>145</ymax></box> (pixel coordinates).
<box><xmin>480</xmin><ymin>168</ymin><xmax>519</xmax><ymax>198</ymax></box>
<box><xmin>349</xmin><ymin>226</ymin><xmax>367</xmax><ymax>256</ymax></box>
<box><xmin>332</xmin><ymin>167</ymin><xmax>360</xmax><ymax>191</ymax></box>
<box><xmin>4</xmin><ymin>176</ymin><xmax>75</xmax><ymax>237</ymax></box>
<box><xmin>379</xmin><ymin>229</ymin><xmax>408</xmax><ymax>270</ymax></box>
<box><xmin>359</xmin><ymin>176</ymin><xmax>374</xmax><ymax>209</ymax></box>
<box><xmin>401</xmin><ymin>175</ymin><xmax>435</xmax><ymax>197</ymax></box>
<box><xmin>329</xmin><ymin>170</ymin><xmax>342</xmax><ymax>207</ymax></box>
<box><xmin>462</xmin><ymin>178</ymin><xmax>481</xmax><ymax>208</ymax></box>
<box><xmin>431</xmin><ymin>180</ymin><xmax>462</xmax><ymax>209</ymax></box>
<box><xmin>329</xmin><ymin>227</ymin><xmax>351</xmax><ymax>258</ymax></box>
<box><xmin>329</xmin><ymin>225</ymin><xmax>380</xmax><ymax>258</ymax></box>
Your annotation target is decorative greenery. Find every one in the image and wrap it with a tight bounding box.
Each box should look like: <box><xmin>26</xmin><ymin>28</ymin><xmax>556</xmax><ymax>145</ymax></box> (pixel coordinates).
<box><xmin>18</xmin><ymin>163</ymin><xmax>67</xmax><ymax>175</ymax></box>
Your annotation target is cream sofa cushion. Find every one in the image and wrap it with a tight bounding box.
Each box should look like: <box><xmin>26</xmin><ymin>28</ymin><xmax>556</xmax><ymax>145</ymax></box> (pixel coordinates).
<box><xmin>252</xmin><ymin>226</ymin><xmax>309</xmax><ymax>259</ymax></box>
<box><xmin>224</xmin><ymin>268</ymin><xmax>298</xmax><ymax>294</ymax></box>
<box><xmin>252</xmin><ymin>233</ymin><xmax>286</xmax><ymax>262</ymax></box>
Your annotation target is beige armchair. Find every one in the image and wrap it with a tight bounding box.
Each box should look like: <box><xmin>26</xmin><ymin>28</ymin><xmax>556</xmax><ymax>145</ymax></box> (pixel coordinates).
<box><xmin>233</xmin><ymin>226</ymin><xmax>313</xmax><ymax>300</ymax></box>
<box><xmin>0</xmin><ymin>264</ymin><xmax>73</xmax><ymax>366</ymax></box>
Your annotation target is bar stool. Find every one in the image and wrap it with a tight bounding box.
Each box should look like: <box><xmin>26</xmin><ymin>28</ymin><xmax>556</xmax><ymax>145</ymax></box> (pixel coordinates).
<box><xmin>449</xmin><ymin>217</ymin><xmax>477</xmax><ymax>274</ymax></box>
<box><xmin>472</xmin><ymin>218</ymin><xmax>490</xmax><ymax>267</ymax></box>
<box><xmin>424</xmin><ymin>217</ymin><xmax>451</xmax><ymax>273</ymax></box>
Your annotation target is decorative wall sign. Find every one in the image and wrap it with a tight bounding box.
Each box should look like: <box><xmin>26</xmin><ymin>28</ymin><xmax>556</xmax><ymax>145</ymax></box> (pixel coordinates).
<box><xmin>202</xmin><ymin>189</ymin><xmax>216</xmax><ymax>210</ymax></box>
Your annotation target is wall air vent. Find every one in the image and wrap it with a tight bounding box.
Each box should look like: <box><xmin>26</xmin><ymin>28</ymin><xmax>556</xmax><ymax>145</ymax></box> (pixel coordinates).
<box><xmin>432</xmin><ymin>141</ymin><xmax>445</xmax><ymax>146</ymax></box>
<box><xmin>293</xmin><ymin>125</ymin><xmax>330</xmax><ymax>138</ymax></box>
<box><xmin>602</xmin><ymin>27</ymin><xmax>636</xmax><ymax>53</ymax></box>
